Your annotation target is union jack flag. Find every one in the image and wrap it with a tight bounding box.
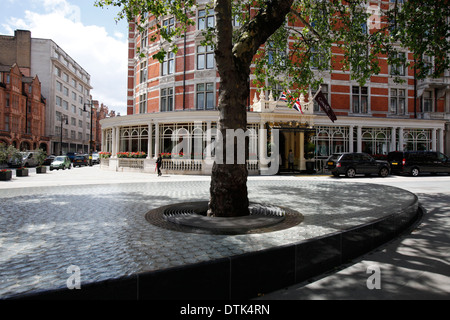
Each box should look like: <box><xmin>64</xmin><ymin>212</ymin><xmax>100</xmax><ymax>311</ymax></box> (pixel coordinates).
<box><xmin>293</xmin><ymin>98</ymin><xmax>303</xmax><ymax>114</ymax></box>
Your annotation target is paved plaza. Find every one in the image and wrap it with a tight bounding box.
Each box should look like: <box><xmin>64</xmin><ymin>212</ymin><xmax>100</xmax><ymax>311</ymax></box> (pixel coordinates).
<box><xmin>0</xmin><ymin>166</ymin><xmax>449</xmax><ymax>299</ymax></box>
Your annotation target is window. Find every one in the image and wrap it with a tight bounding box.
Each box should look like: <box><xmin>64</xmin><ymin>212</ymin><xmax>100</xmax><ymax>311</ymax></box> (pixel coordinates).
<box><xmin>72</xmin><ymin>105</ymin><xmax>77</xmax><ymax>113</ymax></box>
<box><xmin>196</xmin><ymin>83</ymin><xmax>215</xmax><ymax>110</ymax></box>
<box><xmin>139</xmin><ymin>93</ymin><xmax>147</xmax><ymax>114</ymax></box>
<box><xmin>311</xmin><ymin>47</ymin><xmax>329</xmax><ymax>70</ymax></box>
<box><xmin>72</xmin><ymin>92</ymin><xmax>77</xmax><ymax>100</ymax></box>
<box><xmin>5</xmin><ymin>115</ymin><xmax>9</xmax><ymax>131</ymax></box>
<box><xmin>352</xmin><ymin>86</ymin><xmax>368</xmax><ymax>114</ymax></box>
<box><xmin>390</xmin><ymin>52</ymin><xmax>406</xmax><ymax>76</ymax></box>
<box><xmin>78</xmin><ymin>132</ymin><xmax>83</xmax><ymax>140</ymax></box>
<box><xmin>390</xmin><ymin>88</ymin><xmax>406</xmax><ymax>115</ymax></box>
<box><xmin>55</xmin><ymin>67</ymin><xmax>61</xmax><ymax>77</ymax></box>
<box><xmin>71</xmin><ymin>117</ymin><xmax>76</xmax><ymax>126</ymax></box>
<box><xmin>63</xmin><ymin>86</ymin><xmax>69</xmax><ymax>96</ymax></box>
<box><xmin>197</xmin><ymin>46</ymin><xmax>214</xmax><ymax>70</ymax></box>
<box><xmin>71</xmin><ymin>130</ymin><xmax>76</xmax><ymax>140</ymax></box>
<box><xmin>56</xmin><ymin>96</ymin><xmax>62</xmax><ymax>107</ymax></box>
<box><xmin>63</xmin><ymin>100</ymin><xmax>69</xmax><ymax>110</ymax></box>
<box><xmin>78</xmin><ymin>84</ymin><xmax>83</xmax><ymax>92</ymax></box>
<box><xmin>5</xmin><ymin>94</ymin><xmax>10</xmax><ymax>108</ymax></box>
<box><xmin>141</xmin><ymin>29</ymin><xmax>148</xmax><ymax>48</ymax></box>
<box><xmin>162</xmin><ymin>52</ymin><xmax>175</xmax><ymax>75</ymax></box>
<box><xmin>422</xmin><ymin>90</ymin><xmax>433</xmax><ymax>112</ymax></box>
<box><xmin>72</xmin><ymin>79</ymin><xmax>77</xmax><ymax>88</ymax></box>
<box><xmin>198</xmin><ymin>9</ymin><xmax>215</xmax><ymax>30</ymax></box>
<box><xmin>63</xmin><ymin>73</ymin><xmax>69</xmax><ymax>82</ymax></box>
<box><xmin>163</xmin><ymin>17</ymin><xmax>175</xmax><ymax>34</ymax></box>
<box><xmin>78</xmin><ymin>120</ymin><xmax>83</xmax><ymax>128</ymax></box>
<box><xmin>56</xmin><ymin>81</ymin><xmax>63</xmax><ymax>92</ymax></box>
<box><xmin>140</xmin><ymin>60</ymin><xmax>147</xmax><ymax>83</ymax></box>
<box><xmin>161</xmin><ymin>88</ymin><xmax>174</xmax><ymax>112</ymax></box>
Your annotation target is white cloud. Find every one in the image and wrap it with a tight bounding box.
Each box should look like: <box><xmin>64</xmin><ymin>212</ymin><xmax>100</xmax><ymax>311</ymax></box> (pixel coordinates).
<box><xmin>6</xmin><ymin>0</ymin><xmax>128</xmax><ymax>115</ymax></box>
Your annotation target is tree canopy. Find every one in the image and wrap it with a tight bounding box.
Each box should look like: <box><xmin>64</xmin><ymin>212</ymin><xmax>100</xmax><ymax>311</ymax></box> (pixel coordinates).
<box><xmin>96</xmin><ymin>0</ymin><xmax>449</xmax><ymax>97</ymax></box>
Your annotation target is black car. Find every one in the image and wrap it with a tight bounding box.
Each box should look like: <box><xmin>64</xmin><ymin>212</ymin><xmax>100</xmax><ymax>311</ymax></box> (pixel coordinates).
<box><xmin>387</xmin><ymin>151</ymin><xmax>450</xmax><ymax>176</ymax></box>
<box><xmin>66</xmin><ymin>152</ymin><xmax>77</xmax><ymax>162</ymax></box>
<box><xmin>326</xmin><ymin>152</ymin><xmax>390</xmax><ymax>178</ymax></box>
<box><xmin>73</xmin><ymin>154</ymin><xmax>88</xmax><ymax>167</ymax></box>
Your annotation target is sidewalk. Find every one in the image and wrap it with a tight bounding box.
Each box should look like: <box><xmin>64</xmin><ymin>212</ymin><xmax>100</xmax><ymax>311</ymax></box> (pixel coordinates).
<box><xmin>257</xmin><ymin>178</ymin><xmax>450</xmax><ymax>300</ymax></box>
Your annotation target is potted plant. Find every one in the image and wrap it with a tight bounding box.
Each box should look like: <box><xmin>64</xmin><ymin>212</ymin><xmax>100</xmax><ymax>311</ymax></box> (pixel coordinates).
<box><xmin>0</xmin><ymin>169</ymin><xmax>12</xmax><ymax>181</ymax></box>
<box><xmin>16</xmin><ymin>167</ymin><xmax>29</xmax><ymax>177</ymax></box>
<box><xmin>35</xmin><ymin>148</ymin><xmax>47</xmax><ymax>174</ymax></box>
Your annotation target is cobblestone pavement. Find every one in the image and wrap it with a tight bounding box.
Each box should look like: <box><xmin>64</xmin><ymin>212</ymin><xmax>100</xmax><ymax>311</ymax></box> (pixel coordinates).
<box><xmin>0</xmin><ymin>167</ymin><xmax>418</xmax><ymax>298</ymax></box>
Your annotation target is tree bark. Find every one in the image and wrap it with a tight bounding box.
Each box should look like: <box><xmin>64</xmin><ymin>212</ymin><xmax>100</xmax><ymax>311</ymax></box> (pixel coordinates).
<box><xmin>208</xmin><ymin>0</ymin><xmax>294</xmax><ymax>217</ymax></box>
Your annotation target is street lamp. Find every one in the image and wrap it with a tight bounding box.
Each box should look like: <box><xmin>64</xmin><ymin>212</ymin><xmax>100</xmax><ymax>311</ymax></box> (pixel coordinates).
<box><xmin>83</xmin><ymin>101</ymin><xmax>94</xmax><ymax>166</ymax></box>
<box><xmin>59</xmin><ymin>114</ymin><xmax>68</xmax><ymax>155</ymax></box>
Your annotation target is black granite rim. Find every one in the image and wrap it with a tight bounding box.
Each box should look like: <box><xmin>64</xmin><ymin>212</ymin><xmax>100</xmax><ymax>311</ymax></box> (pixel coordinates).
<box><xmin>145</xmin><ymin>201</ymin><xmax>304</xmax><ymax>235</ymax></box>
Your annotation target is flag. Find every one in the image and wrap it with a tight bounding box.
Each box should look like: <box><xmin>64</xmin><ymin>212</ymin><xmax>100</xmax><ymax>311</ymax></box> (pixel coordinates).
<box><xmin>292</xmin><ymin>98</ymin><xmax>303</xmax><ymax>114</ymax></box>
<box><xmin>279</xmin><ymin>91</ymin><xmax>287</xmax><ymax>101</ymax></box>
<box><xmin>314</xmin><ymin>90</ymin><xmax>337</xmax><ymax>122</ymax></box>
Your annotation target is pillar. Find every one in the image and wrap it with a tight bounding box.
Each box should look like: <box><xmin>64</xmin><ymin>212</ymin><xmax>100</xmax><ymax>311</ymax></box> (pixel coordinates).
<box><xmin>391</xmin><ymin>127</ymin><xmax>397</xmax><ymax>152</ymax></box>
<box><xmin>399</xmin><ymin>127</ymin><xmax>404</xmax><ymax>151</ymax></box>
<box><xmin>299</xmin><ymin>131</ymin><xmax>306</xmax><ymax>171</ymax></box>
<box><xmin>357</xmin><ymin>126</ymin><xmax>362</xmax><ymax>153</ymax></box>
<box><xmin>439</xmin><ymin>128</ymin><xmax>444</xmax><ymax>153</ymax></box>
<box><xmin>432</xmin><ymin>128</ymin><xmax>437</xmax><ymax>151</ymax></box>
<box><xmin>147</xmin><ymin>122</ymin><xmax>153</xmax><ymax>159</ymax></box>
<box><xmin>154</xmin><ymin>122</ymin><xmax>159</xmax><ymax>159</ymax></box>
<box><xmin>349</xmin><ymin>125</ymin><xmax>354</xmax><ymax>152</ymax></box>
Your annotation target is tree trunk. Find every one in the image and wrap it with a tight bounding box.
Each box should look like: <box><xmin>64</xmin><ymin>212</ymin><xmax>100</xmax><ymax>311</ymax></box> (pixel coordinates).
<box><xmin>208</xmin><ymin>0</ymin><xmax>294</xmax><ymax>217</ymax></box>
<box><xmin>208</xmin><ymin>0</ymin><xmax>250</xmax><ymax>217</ymax></box>
<box><xmin>208</xmin><ymin>71</ymin><xmax>250</xmax><ymax>217</ymax></box>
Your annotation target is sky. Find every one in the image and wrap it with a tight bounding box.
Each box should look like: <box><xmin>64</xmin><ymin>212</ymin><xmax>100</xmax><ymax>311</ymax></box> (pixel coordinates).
<box><xmin>0</xmin><ymin>0</ymin><xmax>129</xmax><ymax>115</ymax></box>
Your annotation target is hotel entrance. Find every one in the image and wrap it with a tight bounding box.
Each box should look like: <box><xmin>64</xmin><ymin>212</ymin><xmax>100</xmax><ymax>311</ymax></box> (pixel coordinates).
<box><xmin>269</xmin><ymin>122</ymin><xmax>315</xmax><ymax>173</ymax></box>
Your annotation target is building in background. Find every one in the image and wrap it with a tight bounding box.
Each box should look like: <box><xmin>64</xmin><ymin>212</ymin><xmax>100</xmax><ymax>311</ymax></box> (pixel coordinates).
<box><xmin>0</xmin><ymin>63</ymin><xmax>48</xmax><ymax>151</ymax></box>
<box><xmin>99</xmin><ymin>1</ymin><xmax>450</xmax><ymax>174</ymax></box>
<box><xmin>0</xmin><ymin>30</ymin><xmax>48</xmax><ymax>151</ymax></box>
<box><xmin>29</xmin><ymin>32</ymin><xmax>93</xmax><ymax>155</ymax></box>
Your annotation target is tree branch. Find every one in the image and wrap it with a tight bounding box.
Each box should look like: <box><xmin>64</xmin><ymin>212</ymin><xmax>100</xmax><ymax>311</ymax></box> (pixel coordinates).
<box><xmin>289</xmin><ymin>8</ymin><xmax>323</xmax><ymax>41</ymax></box>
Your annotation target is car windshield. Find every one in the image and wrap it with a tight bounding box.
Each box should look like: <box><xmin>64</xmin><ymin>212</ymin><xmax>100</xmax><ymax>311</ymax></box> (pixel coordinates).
<box><xmin>55</xmin><ymin>156</ymin><xmax>65</xmax><ymax>161</ymax></box>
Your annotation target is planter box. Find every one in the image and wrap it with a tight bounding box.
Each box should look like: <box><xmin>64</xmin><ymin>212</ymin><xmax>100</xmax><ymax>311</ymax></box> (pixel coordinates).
<box><xmin>16</xmin><ymin>168</ymin><xmax>29</xmax><ymax>177</ymax></box>
<box><xmin>0</xmin><ymin>171</ymin><xmax>12</xmax><ymax>181</ymax></box>
<box><xmin>36</xmin><ymin>166</ymin><xmax>47</xmax><ymax>174</ymax></box>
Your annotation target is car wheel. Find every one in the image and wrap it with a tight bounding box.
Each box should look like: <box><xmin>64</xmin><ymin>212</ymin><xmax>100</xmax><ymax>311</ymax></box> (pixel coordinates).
<box><xmin>345</xmin><ymin>168</ymin><xmax>356</xmax><ymax>178</ymax></box>
<box><xmin>411</xmin><ymin>167</ymin><xmax>420</xmax><ymax>177</ymax></box>
<box><xmin>379</xmin><ymin>167</ymin><xmax>389</xmax><ymax>177</ymax></box>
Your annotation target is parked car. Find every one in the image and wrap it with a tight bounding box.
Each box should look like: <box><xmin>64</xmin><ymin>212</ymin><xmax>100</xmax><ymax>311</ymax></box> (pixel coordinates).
<box><xmin>50</xmin><ymin>156</ymin><xmax>72</xmax><ymax>170</ymax></box>
<box><xmin>66</xmin><ymin>152</ymin><xmax>77</xmax><ymax>162</ymax></box>
<box><xmin>73</xmin><ymin>154</ymin><xmax>89</xmax><ymax>167</ymax></box>
<box><xmin>7</xmin><ymin>151</ymin><xmax>39</xmax><ymax>167</ymax></box>
<box><xmin>43</xmin><ymin>155</ymin><xmax>55</xmax><ymax>165</ymax></box>
<box><xmin>91</xmin><ymin>152</ymin><xmax>99</xmax><ymax>164</ymax></box>
<box><xmin>387</xmin><ymin>151</ymin><xmax>450</xmax><ymax>176</ymax></box>
<box><xmin>326</xmin><ymin>152</ymin><xmax>390</xmax><ymax>178</ymax></box>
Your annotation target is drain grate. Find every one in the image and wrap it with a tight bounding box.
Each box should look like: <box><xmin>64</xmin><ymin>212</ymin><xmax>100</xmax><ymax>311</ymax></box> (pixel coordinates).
<box><xmin>146</xmin><ymin>201</ymin><xmax>304</xmax><ymax>235</ymax></box>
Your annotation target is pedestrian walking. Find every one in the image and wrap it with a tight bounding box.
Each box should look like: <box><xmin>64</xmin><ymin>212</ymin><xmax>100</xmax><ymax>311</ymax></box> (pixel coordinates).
<box><xmin>288</xmin><ymin>149</ymin><xmax>294</xmax><ymax>172</ymax></box>
<box><xmin>156</xmin><ymin>153</ymin><xmax>162</xmax><ymax>176</ymax></box>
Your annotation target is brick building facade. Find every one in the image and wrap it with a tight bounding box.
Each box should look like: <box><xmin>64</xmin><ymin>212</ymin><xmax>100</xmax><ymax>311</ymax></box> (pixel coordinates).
<box><xmin>100</xmin><ymin>1</ymin><xmax>449</xmax><ymax>174</ymax></box>
<box><xmin>0</xmin><ymin>63</ymin><xmax>48</xmax><ymax>152</ymax></box>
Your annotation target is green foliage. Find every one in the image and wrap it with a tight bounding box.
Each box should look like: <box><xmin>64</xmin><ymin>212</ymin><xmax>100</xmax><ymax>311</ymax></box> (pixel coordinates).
<box><xmin>0</xmin><ymin>144</ymin><xmax>21</xmax><ymax>165</ymax></box>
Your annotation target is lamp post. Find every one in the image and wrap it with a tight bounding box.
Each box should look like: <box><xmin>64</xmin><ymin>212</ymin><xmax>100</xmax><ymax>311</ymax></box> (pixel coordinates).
<box><xmin>83</xmin><ymin>101</ymin><xmax>94</xmax><ymax>166</ymax></box>
<box><xmin>59</xmin><ymin>114</ymin><xmax>68</xmax><ymax>155</ymax></box>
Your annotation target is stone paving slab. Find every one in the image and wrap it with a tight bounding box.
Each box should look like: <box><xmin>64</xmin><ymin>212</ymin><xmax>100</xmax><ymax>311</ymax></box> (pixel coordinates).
<box><xmin>0</xmin><ymin>169</ymin><xmax>418</xmax><ymax>299</ymax></box>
